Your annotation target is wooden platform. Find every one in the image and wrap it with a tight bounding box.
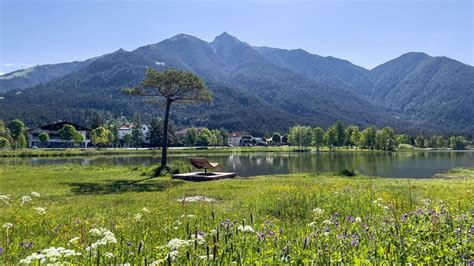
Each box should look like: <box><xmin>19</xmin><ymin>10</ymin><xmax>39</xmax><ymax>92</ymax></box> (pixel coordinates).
<box><xmin>172</xmin><ymin>172</ymin><xmax>236</xmax><ymax>181</ymax></box>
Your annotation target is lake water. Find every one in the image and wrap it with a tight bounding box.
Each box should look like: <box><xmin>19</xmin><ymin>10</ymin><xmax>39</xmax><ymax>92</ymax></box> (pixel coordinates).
<box><xmin>2</xmin><ymin>151</ymin><xmax>474</xmax><ymax>178</ymax></box>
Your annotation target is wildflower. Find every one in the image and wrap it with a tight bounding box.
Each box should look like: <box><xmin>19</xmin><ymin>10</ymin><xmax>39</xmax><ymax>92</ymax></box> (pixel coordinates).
<box><xmin>141</xmin><ymin>207</ymin><xmax>150</xmax><ymax>213</ymax></box>
<box><xmin>126</xmin><ymin>240</ymin><xmax>132</xmax><ymax>247</ymax></box>
<box><xmin>68</xmin><ymin>236</ymin><xmax>80</xmax><ymax>244</ymax></box>
<box><xmin>20</xmin><ymin>195</ymin><xmax>32</xmax><ymax>205</ymax></box>
<box><xmin>166</xmin><ymin>238</ymin><xmax>192</xmax><ymax>250</ymax></box>
<box><xmin>2</xmin><ymin>223</ymin><xmax>13</xmax><ymax>229</ymax></box>
<box><xmin>312</xmin><ymin>208</ymin><xmax>325</xmax><ymax>215</ymax></box>
<box><xmin>257</xmin><ymin>232</ymin><xmax>265</xmax><ymax>241</ymax></box>
<box><xmin>134</xmin><ymin>213</ymin><xmax>142</xmax><ymax>222</ymax></box>
<box><xmin>355</xmin><ymin>217</ymin><xmax>362</xmax><ymax>223</ymax></box>
<box><xmin>0</xmin><ymin>195</ymin><xmax>10</xmax><ymax>205</ymax></box>
<box><xmin>199</xmin><ymin>255</ymin><xmax>213</xmax><ymax>260</ymax></box>
<box><xmin>322</xmin><ymin>219</ymin><xmax>333</xmax><ymax>225</ymax></box>
<box><xmin>104</xmin><ymin>252</ymin><xmax>115</xmax><ymax>258</ymax></box>
<box><xmin>237</xmin><ymin>225</ymin><xmax>255</xmax><ymax>233</ymax></box>
<box><xmin>279</xmin><ymin>228</ymin><xmax>283</xmax><ymax>234</ymax></box>
<box><xmin>31</xmin><ymin>192</ymin><xmax>40</xmax><ymax>197</ymax></box>
<box><xmin>307</xmin><ymin>222</ymin><xmax>317</xmax><ymax>227</ymax></box>
<box><xmin>401</xmin><ymin>213</ymin><xmax>408</xmax><ymax>222</ymax></box>
<box><xmin>347</xmin><ymin>216</ymin><xmax>355</xmax><ymax>223</ymax></box>
<box><xmin>19</xmin><ymin>247</ymin><xmax>81</xmax><ymax>264</ymax></box>
<box><xmin>87</xmin><ymin>228</ymin><xmax>117</xmax><ymax>251</ymax></box>
<box><xmin>168</xmin><ymin>250</ymin><xmax>179</xmax><ymax>261</ymax></box>
<box><xmin>0</xmin><ymin>246</ymin><xmax>3</xmax><ymax>255</ymax></box>
<box><xmin>34</xmin><ymin>207</ymin><xmax>46</xmax><ymax>215</ymax></box>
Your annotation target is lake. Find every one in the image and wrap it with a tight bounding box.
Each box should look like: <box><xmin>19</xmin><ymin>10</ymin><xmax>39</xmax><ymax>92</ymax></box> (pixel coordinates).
<box><xmin>2</xmin><ymin>150</ymin><xmax>474</xmax><ymax>178</ymax></box>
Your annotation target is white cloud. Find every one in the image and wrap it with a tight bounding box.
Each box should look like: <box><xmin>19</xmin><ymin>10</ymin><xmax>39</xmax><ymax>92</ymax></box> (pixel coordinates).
<box><xmin>4</xmin><ymin>63</ymin><xmax>13</xmax><ymax>67</ymax></box>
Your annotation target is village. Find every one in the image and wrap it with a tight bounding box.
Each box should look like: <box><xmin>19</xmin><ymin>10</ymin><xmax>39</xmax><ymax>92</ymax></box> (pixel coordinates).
<box><xmin>27</xmin><ymin>121</ymin><xmax>281</xmax><ymax>149</ymax></box>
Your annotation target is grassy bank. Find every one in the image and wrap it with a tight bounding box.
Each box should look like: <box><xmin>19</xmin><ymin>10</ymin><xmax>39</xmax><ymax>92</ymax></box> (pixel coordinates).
<box><xmin>0</xmin><ymin>145</ymin><xmax>462</xmax><ymax>158</ymax></box>
<box><xmin>0</xmin><ymin>165</ymin><xmax>472</xmax><ymax>264</ymax></box>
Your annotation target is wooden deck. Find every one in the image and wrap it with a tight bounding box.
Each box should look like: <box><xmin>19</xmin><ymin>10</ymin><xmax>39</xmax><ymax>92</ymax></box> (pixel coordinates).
<box><xmin>172</xmin><ymin>172</ymin><xmax>236</xmax><ymax>181</ymax></box>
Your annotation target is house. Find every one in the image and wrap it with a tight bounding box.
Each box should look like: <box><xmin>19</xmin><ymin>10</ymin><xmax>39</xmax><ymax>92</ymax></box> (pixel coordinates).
<box><xmin>117</xmin><ymin>124</ymin><xmax>150</xmax><ymax>143</ymax></box>
<box><xmin>228</xmin><ymin>132</ymin><xmax>253</xmax><ymax>146</ymax></box>
<box><xmin>28</xmin><ymin>121</ymin><xmax>90</xmax><ymax>148</ymax></box>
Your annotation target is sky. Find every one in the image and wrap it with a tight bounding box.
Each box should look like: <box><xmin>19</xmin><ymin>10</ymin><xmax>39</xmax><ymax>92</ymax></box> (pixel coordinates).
<box><xmin>0</xmin><ymin>0</ymin><xmax>472</xmax><ymax>74</ymax></box>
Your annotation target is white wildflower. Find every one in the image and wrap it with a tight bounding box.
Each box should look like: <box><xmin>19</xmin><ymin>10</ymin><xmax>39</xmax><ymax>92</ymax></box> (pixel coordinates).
<box><xmin>237</xmin><ymin>225</ymin><xmax>255</xmax><ymax>233</ymax></box>
<box><xmin>0</xmin><ymin>195</ymin><xmax>10</xmax><ymax>204</ymax></box>
<box><xmin>322</xmin><ymin>220</ymin><xmax>333</xmax><ymax>225</ymax></box>
<box><xmin>307</xmin><ymin>222</ymin><xmax>317</xmax><ymax>227</ymax></box>
<box><xmin>34</xmin><ymin>207</ymin><xmax>46</xmax><ymax>215</ymax></box>
<box><xmin>355</xmin><ymin>217</ymin><xmax>362</xmax><ymax>223</ymax></box>
<box><xmin>168</xmin><ymin>250</ymin><xmax>179</xmax><ymax>261</ymax></box>
<box><xmin>19</xmin><ymin>247</ymin><xmax>81</xmax><ymax>264</ymax></box>
<box><xmin>192</xmin><ymin>234</ymin><xmax>206</xmax><ymax>245</ymax></box>
<box><xmin>312</xmin><ymin>208</ymin><xmax>325</xmax><ymax>215</ymax></box>
<box><xmin>21</xmin><ymin>195</ymin><xmax>32</xmax><ymax>205</ymax></box>
<box><xmin>199</xmin><ymin>255</ymin><xmax>213</xmax><ymax>260</ymax></box>
<box><xmin>104</xmin><ymin>252</ymin><xmax>115</xmax><ymax>258</ymax></box>
<box><xmin>141</xmin><ymin>207</ymin><xmax>151</xmax><ymax>213</ymax></box>
<box><xmin>68</xmin><ymin>236</ymin><xmax>80</xmax><ymax>244</ymax></box>
<box><xmin>166</xmin><ymin>238</ymin><xmax>191</xmax><ymax>250</ymax></box>
<box><xmin>87</xmin><ymin>228</ymin><xmax>117</xmax><ymax>251</ymax></box>
<box><xmin>3</xmin><ymin>223</ymin><xmax>13</xmax><ymax>229</ymax></box>
<box><xmin>31</xmin><ymin>192</ymin><xmax>41</xmax><ymax>197</ymax></box>
<box><xmin>134</xmin><ymin>213</ymin><xmax>142</xmax><ymax>222</ymax></box>
<box><xmin>383</xmin><ymin>205</ymin><xmax>389</xmax><ymax>210</ymax></box>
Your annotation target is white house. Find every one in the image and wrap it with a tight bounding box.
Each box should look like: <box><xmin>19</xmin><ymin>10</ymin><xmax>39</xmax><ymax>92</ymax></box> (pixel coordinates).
<box><xmin>28</xmin><ymin>121</ymin><xmax>91</xmax><ymax>148</ymax></box>
<box><xmin>228</xmin><ymin>132</ymin><xmax>253</xmax><ymax>146</ymax></box>
<box><xmin>118</xmin><ymin>124</ymin><xmax>150</xmax><ymax>143</ymax></box>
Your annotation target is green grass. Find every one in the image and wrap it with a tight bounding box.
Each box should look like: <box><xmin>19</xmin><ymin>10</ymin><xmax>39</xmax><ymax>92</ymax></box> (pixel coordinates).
<box><xmin>0</xmin><ymin>165</ymin><xmax>473</xmax><ymax>264</ymax></box>
<box><xmin>0</xmin><ymin>145</ymin><xmax>440</xmax><ymax>158</ymax></box>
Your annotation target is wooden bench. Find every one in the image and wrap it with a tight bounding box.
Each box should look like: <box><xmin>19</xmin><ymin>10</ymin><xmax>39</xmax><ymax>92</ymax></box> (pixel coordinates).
<box><xmin>190</xmin><ymin>157</ymin><xmax>222</xmax><ymax>174</ymax></box>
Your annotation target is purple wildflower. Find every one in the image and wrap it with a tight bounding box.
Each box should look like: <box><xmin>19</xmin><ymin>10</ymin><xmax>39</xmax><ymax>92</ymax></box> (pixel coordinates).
<box><xmin>28</xmin><ymin>242</ymin><xmax>33</xmax><ymax>249</ymax></box>
<box><xmin>416</xmin><ymin>208</ymin><xmax>424</xmax><ymax>215</ymax></box>
<box><xmin>0</xmin><ymin>247</ymin><xmax>3</xmax><ymax>255</ymax></box>
<box><xmin>126</xmin><ymin>241</ymin><xmax>132</xmax><ymax>247</ymax></box>
<box><xmin>267</xmin><ymin>231</ymin><xmax>275</xmax><ymax>237</ymax></box>
<box><xmin>347</xmin><ymin>216</ymin><xmax>355</xmax><ymax>223</ymax></box>
<box><xmin>198</xmin><ymin>231</ymin><xmax>205</xmax><ymax>237</ymax></box>
<box><xmin>401</xmin><ymin>213</ymin><xmax>408</xmax><ymax>222</ymax></box>
<box><xmin>20</xmin><ymin>242</ymin><xmax>25</xmax><ymax>248</ymax></box>
<box><xmin>279</xmin><ymin>228</ymin><xmax>283</xmax><ymax>234</ymax></box>
<box><xmin>351</xmin><ymin>239</ymin><xmax>359</xmax><ymax>246</ymax></box>
<box><xmin>257</xmin><ymin>232</ymin><xmax>265</xmax><ymax>241</ymax></box>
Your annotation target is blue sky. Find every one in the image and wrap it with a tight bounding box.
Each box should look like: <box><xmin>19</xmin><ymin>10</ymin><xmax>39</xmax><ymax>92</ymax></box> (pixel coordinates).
<box><xmin>0</xmin><ymin>0</ymin><xmax>472</xmax><ymax>74</ymax></box>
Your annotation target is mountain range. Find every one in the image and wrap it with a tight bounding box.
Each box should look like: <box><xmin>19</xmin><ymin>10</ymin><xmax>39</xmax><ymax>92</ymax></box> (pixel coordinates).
<box><xmin>0</xmin><ymin>32</ymin><xmax>472</xmax><ymax>135</ymax></box>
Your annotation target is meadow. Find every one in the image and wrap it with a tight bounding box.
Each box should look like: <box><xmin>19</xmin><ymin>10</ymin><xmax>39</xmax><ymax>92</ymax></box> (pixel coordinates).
<box><xmin>0</xmin><ymin>164</ymin><xmax>473</xmax><ymax>264</ymax></box>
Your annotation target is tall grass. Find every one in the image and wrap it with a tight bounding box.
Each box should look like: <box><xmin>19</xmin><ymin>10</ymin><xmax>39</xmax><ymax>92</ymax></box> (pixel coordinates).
<box><xmin>0</xmin><ymin>165</ymin><xmax>472</xmax><ymax>264</ymax></box>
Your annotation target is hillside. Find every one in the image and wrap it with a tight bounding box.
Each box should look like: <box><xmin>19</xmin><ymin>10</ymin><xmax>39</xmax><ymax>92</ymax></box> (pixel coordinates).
<box><xmin>0</xmin><ymin>33</ymin><xmax>472</xmax><ymax>134</ymax></box>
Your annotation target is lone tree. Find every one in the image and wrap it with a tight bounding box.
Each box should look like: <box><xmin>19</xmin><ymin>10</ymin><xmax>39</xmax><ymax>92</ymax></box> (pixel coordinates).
<box><xmin>123</xmin><ymin>68</ymin><xmax>212</xmax><ymax>171</ymax></box>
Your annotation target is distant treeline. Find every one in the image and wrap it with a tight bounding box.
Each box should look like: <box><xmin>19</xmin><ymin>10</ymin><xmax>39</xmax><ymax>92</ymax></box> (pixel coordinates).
<box><xmin>0</xmin><ymin>118</ymin><xmax>470</xmax><ymax>151</ymax></box>
<box><xmin>284</xmin><ymin>121</ymin><xmax>469</xmax><ymax>151</ymax></box>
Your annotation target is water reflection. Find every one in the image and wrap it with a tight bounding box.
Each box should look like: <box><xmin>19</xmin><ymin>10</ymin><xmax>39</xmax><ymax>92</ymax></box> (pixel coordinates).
<box><xmin>1</xmin><ymin>151</ymin><xmax>474</xmax><ymax>178</ymax></box>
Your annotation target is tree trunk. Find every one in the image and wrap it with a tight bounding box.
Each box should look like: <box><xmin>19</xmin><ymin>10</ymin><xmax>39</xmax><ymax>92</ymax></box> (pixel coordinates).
<box><xmin>161</xmin><ymin>99</ymin><xmax>172</xmax><ymax>168</ymax></box>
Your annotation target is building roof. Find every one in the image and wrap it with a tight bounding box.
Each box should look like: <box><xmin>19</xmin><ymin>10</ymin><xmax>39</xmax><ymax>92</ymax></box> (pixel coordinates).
<box><xmin>229</xmin><ymin>132</ymin><xmax>250</xmax><ymax>138</ymax></box>
<box><xmin>30</xmin><ymin>121</ymin><xmax>90</xmax><ymax>131</ymax></box>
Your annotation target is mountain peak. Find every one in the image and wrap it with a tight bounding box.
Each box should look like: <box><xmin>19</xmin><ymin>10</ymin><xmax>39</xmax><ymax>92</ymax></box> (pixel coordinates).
<box><xmin>212</xmin><ymin>32</ymin><xmax>242</xmax><ymax>46</ymax></box>
<box><xmin>168</xmin><ymin>33</ymin><xmax>202</xmax><ymax>42</ymax></box>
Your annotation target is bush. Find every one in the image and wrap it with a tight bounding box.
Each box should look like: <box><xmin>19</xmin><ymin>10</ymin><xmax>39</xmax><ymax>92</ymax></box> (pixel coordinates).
<box><xmin>339</xmin><ymin>168</ymin><xmax>358</xmax><ymax>177</ymax></box>
<box><xmin>0</xmin><ymin>137</ymin><xmax>10</xmax><ymax>149</ymax></box>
